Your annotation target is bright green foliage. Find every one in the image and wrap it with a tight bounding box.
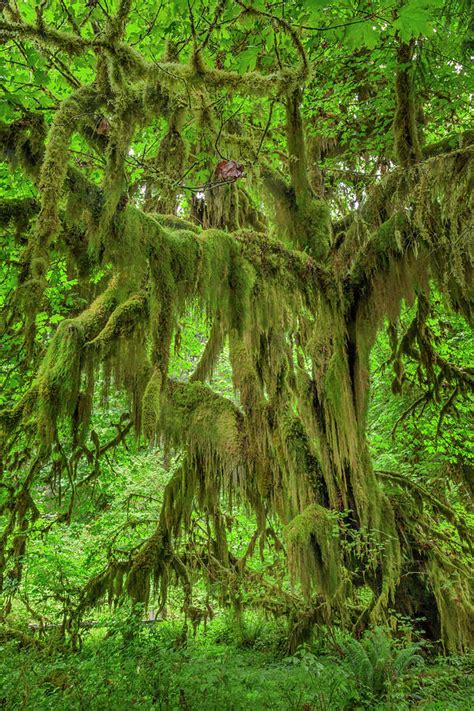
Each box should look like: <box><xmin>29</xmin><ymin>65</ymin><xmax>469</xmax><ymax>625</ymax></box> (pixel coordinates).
<box><xmin>1</xmin><ymin>619</ymin><xmax>473</xmax><ymax>710</ymax></box>
<box><xmin>0</xmin><ymin>0</ymin><xmax>473</xmax><ymax>662</ymax></box>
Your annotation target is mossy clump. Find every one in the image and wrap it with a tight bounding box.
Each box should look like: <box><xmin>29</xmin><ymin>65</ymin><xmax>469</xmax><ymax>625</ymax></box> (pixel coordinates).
<box><xmin>285</xmin><ymin>504</ymin><xmax>342</xmax><ymax>602</ymax></box>
<box><xmin>141</xmin><ymin>368</ymin><xmax>162</xmax><ymax>441</ymax></box>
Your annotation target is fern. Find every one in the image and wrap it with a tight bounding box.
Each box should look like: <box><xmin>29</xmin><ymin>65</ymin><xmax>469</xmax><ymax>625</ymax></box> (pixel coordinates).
<box><xmin>342</xmin><ymin>627</ymin><xmax>424</xmax><ymax>700</ymax></box>
<box><xmin>393</xmin><ymin>644</ymin><xmax>424</xmax><ymax>677</ymax></box>
<box><xmin>343</xmin><ymin>638</ymin><xmax>374</xmax><ymax>690</ymax></box>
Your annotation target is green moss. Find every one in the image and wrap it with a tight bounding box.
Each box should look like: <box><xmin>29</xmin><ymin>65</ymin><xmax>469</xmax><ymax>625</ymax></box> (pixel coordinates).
<box><xmin>87</xmin><ymin>292</ymin><xmax>147</xmax><ymax>354</ymax></box>
<box><xmin>1</xmin><ymin>30</ymin><xmax>472</xmax><ymax>653</ymax></box>
<box><xmin>161</xmin><ymin>380</ymin><xmax>244</xmax><ymax>471</ymax></box>
<box><xmin>32</xmin><ymin>281</ymin><xmax>121</xmax><ymax>441</ymax></box>
<box><xmin>36</xmin><ymin>86</ymin><xmax>101</xmax><ymax>248</ymax></box>
<box><xmin>142</xmin><ymin>368</ymin><xmax>162</xmax><ymax>441</ymax></box>
<box><xmin>150</xmin><ymin>108</ymin><xmax>187</xmax><ymax>214</ymax></box>
<box><xmin>426</xmin><ymin>552</ymin><xmax>474</xmax><ymax>653</ymax></box>
<box><xmin>36</xmin><ymin>319</ymin><xmax>84</xmax><ymax>443</ymax></box>
<box><xmin>190</xmin><ymin>317</ymin><xmax>226</xmax><ymax>383</ymax></box>
<box><xmin>0</xmin><ymin>197</ymin><xmax>38</xmax><ymax>237</ymax></box>
<box><xmin>285</xmin><ymin>504</ymin><xmax>342</xmax><ymax>601</ymax></box>
<box><xmin>152</xmin><ymin>214</ymin><xmax>200</xmax><ymax>233</ymax></box>
<box><xmin>393</xmin><ymin>42</ymin><xmax>422</xmax><ymax>167</ymax></box>
<box><xmin>155</xmin><ymin>61</ymin><xmax>303</xmax><ymax>97</ymax></box>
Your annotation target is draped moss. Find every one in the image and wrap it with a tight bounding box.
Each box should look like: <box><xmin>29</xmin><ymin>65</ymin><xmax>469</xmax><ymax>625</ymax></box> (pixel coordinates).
<box><xmin>1</xmin><ymin>10</ymin><xmax>473</xmax><ymax>654</ymax></box>
<box><xmin>285</xmin><ymin>504</ymin><xmax>342</xmax><ymax>602</ymax></box>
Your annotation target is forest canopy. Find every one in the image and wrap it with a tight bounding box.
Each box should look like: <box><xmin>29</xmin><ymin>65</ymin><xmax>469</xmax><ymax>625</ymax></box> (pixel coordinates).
<box><xmin>0</xmin><ymin>0</ymin><xmax>473</xmax><ymax>663</ymax></box>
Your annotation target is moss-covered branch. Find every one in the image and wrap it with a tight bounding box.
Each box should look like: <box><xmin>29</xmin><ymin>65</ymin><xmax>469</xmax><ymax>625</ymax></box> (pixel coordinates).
<box><xmin>393</xmin><ymin>41</ymin><xmax>422</xmax><ymax>166</ymax></box>
<box><xmin>0</xmin><ymin>19</ymin><xmax>305</xmax><ymax>98</ymax></box>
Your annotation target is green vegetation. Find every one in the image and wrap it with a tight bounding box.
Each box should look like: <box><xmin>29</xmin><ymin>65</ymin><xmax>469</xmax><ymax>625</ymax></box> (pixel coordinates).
<box><xmin>1</xmin><ymin>618</ymin><xmax>474</xmax><ymax>709</ymax></box>
<box><xmin>1</xmin><ymin>0</ymin><xmax>473</xmax><ymax>707</ymax></box>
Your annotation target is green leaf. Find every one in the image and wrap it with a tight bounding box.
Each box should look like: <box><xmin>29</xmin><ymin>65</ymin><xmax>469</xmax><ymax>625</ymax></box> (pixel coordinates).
<box><xmin>236</xmin><ymin>46</ymin><xmax>259</xmax><ymax>72</ymax></box>
<box><xmin>343</xmin><ymin>22</ymin><xmax>379</xmax><ymax>50</ymax></box>
<box><xmin>393</xmin><ymin>2</ymin><xmax>435</xmax><ymax>40</ymax></box>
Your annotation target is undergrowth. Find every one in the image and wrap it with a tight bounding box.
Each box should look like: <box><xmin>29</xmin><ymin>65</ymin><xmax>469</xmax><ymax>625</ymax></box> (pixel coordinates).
<box><xmin>1</xmin><ymin>617</ymin><xmax>473</xmax><ymax>710</ymax></box>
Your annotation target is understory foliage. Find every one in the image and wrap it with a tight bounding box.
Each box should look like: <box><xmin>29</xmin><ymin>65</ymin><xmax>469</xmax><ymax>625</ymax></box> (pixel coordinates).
<box><xmin>1</xmin><ymin>617</ymin><xmax>474</xmax><ymax>710</ymax></box>
<box><xmin>0</xmin><ymin>0</ymin><xmax>473</xmax><ymax>657</ymax></box>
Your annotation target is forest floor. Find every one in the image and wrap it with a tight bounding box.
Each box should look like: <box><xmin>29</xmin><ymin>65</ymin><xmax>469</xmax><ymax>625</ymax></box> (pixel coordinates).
<box><xmin>1</xmin><ymin>616</ymin><xmax>473</xmax><ymax>710</ymax></box>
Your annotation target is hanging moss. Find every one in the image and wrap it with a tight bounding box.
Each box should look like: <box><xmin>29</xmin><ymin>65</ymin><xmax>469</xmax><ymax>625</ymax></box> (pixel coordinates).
<box><xmin>126</xmin><ymin>529</ymin><xmax>169</xmax><ymax>605</ymax></box>
<box><xmin>32</xmin><ymin>281</ymin><xmax>121</xmax><ymax>441</ymax></box>
<box><xmin>426</xmin><ymin>552</ymin><xmax>474</xmax><ymax>654</ymax></box>
<box><xmin>36</xmin><ymin>319</ymin><xmax>84</xmax><ymax>443</ymax></box>
<box><xmin>393</xmin><ymin>42</ymin><xmax>422</xmax><ymax>167</ymax></box>
<box><xmin>161</xmin><ymin>380</ymin><xmax>245</xmax><ymax>473</ymax></box>
<box><xmin>142</xmin><ymin>368</ymin><xmax>162</xmax><ymax>441</ymax></box>
<box><xmin>150</xmin><ymin>108</ymin><xmax>187</xmax><ymax>214</ymax></box>
<box><xmin>1</xmin><ymin>9</ymin><xmax>473</xmax><ymax>652</ymax></box>
<box><xmin>0</xmin><ymin>197</ymin><xmax>38</xmax><ymax>238</ymax></box>
<box><xmin>92</xmin><ymin>93</ymin><xmax>138</xmax><ymax>255</ymax></box>
<box><xmin>285</xmin><ymin>504</ymin><xmax>342</xmax><ymax>602</ymax></box>
<box><xmin>190</xmin><ymin>317</ymin><xmax>226</xmax><ymax>383</ymax></box>
<box><xmin>36</xmin><ymin>85</ymin><xmax>102</xmax><ymax>249</ymax></box>
<box><xmin>86</xmin><ymin>292</ymin><xmax>147</xmax><ymax>354</ymax></box>
<box><xmin>261</xmin><ymin>91</ymin><xmax>332</xmax><ymax>262</ymax></box>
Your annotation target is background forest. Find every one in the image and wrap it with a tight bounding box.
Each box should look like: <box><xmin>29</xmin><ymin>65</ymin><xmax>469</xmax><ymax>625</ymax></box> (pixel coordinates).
<box><xmin>0</xmin><ymin>0</ymin><xmax>473</xmax><ymax>708</ymax></box>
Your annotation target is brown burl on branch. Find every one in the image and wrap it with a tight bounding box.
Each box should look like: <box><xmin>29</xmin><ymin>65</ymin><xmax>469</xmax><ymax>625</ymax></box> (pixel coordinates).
<box><xmin>95</xmin><ymin>116</ymin><xmax>111</xmax><ymax>136</ymax></box>
<box><xmin>214</xmin><ymin>159</ymin><xmax>244</xmax><ymax>182</ymax></box>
